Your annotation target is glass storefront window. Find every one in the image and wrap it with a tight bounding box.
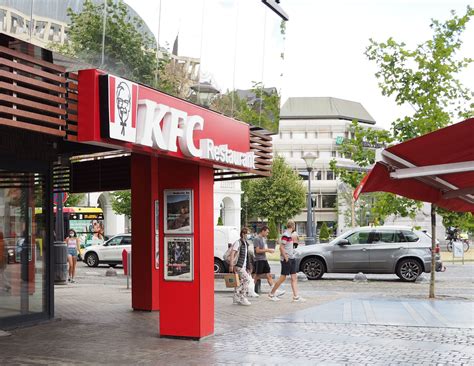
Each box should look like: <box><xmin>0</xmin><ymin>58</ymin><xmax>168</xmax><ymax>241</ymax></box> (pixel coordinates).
<box><xmin>0</xmin><ymin>170</ymin><xmax>47</xmax><ymax>322</ymax></box>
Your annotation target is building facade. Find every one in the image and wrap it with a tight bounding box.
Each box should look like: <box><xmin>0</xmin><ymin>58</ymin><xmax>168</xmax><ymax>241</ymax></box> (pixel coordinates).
<box><xmin>273</xmin><ymin>97</ymin><xmax>377</xmax><ymax>237</ymax></box>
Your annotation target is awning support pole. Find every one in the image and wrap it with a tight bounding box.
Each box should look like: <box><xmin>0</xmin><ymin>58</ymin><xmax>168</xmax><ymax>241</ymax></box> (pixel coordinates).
<box><xmin>429</xmin><ymin>203</ymin><xmax>436</xmax><ymax>299</ymax></box>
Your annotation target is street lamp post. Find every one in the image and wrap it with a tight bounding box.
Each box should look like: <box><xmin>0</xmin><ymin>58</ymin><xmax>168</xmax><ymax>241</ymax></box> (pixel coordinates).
<box><xmin>302</xmin><ymin>152</ymin><xmax>317</xmax><ymax>245</ymax></box>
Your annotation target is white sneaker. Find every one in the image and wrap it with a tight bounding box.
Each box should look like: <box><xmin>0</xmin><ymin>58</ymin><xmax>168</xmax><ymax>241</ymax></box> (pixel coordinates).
<box><xmin>268</xmin><ymin>294</ymin><xmax>280</xmax><ymax>301</ymax></box>
<box><xmin>233</xmin><ymin>297</ymin><xmax>239</xmax><ymax>305</ymax></box>
<box><xmin>275</xmin><ymin>289</ymin><xmax>286</xmax><ymax>297</ymax></box>
<box><xmin>239</xmin><ymin>298</ymin><xmax>251</xmax><ymax>306</ymax></box>
<box><xmin>292</xmin><ymin>296</ymin><xmax>306</xmax><ymax>303</ymax></box>
<box><xmin>248</xmin><ymin>292</ymin><xmax>260</xmax><ymax>298</ymax></box>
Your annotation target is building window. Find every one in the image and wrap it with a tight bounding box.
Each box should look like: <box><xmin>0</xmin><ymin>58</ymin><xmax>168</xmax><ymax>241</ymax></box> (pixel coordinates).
<box><xmin>290</xmin><ymin>132</ymin><xmax>293</xmax><ymax>139</ymax></box>
<box><xmin>315</xmin><ymin>171</ymin><xmax>322</xmax><ymax>180</ymax></box>
<box><xmin>290</xmin><ymin>151</ymin><xmax>294</xmax><ymax>158</ymax></box>
<box><xmin>327</xmin><ymin>170</ymin><xmax>334</xmax><ymax>180</ymax></box>
<box><xmin>322</xmin><ymin>194</ymin><xmax>337</xmax><ymax>208</ymax></box>
<box><xmin>279</xmin><ymin>132</ymin><xmax>282</xmax><ymax>139</ymax></box>
<box><xmin>331</xmin><ymin>151</ymin><xmax>337</xmax><ymax>158</ymax></box>
<box><xmin>305</xmin><ymin>132</ymin><xmax>308</xmax><ymax>138</ymax></box>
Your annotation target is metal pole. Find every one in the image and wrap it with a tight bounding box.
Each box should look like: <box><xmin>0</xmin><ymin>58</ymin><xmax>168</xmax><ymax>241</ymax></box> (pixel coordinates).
<box><xmin>429</xmin><ymin>203</ymin><xmax>436</xmax><ymax>299</ymax></box>
<box><xmin>305</xmin><ymin>168</ymin><xmax>315</xmax><ymax>245</ymax></box>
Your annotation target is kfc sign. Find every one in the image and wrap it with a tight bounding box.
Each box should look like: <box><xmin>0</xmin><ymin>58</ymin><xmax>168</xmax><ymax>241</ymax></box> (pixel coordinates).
<box><xmin>99</xmin><ymin>75</ymin><xmax>255</xmax><ymax>169</ymax></box>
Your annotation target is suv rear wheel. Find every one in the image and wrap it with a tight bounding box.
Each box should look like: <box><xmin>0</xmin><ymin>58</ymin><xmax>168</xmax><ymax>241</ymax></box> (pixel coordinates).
<box><xmin>214</xmin><ymin>258</ymin><xmax>226</xmax><ymax>273</ymax></box>
<box><xmin>301</xmin><ymin>257</ymin><xmax>325</xmax><ymax>280</ymax></box>
<box><xmin>396</xmin><ymin>258</ymin><xmax>422</xmax><ymax>282</ymax></box>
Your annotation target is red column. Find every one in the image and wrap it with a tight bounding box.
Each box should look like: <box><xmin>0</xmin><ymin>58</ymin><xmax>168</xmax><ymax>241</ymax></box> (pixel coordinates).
<box><xmin>131</xmin><ymin>153</ymin><xmax>160</xmax><ymax>311</ymax></box>
<box><xmin>158</xmin><ymin>158</ymin><xmax>214</xmax><ymax>339</ymax></box>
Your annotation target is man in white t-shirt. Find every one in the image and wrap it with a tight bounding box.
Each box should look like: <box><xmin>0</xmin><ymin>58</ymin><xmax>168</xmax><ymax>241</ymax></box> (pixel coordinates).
<box><xmin>268</xmin><ymin>220</ymin><xmax>305</xmax><ymax>303</ymax></box>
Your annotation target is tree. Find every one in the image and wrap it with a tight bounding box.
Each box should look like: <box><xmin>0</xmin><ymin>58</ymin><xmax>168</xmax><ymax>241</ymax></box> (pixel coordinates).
<box><xmin>365</xmin><ymin>6</ymin><xmax>474</xmax><ymax>141</ymax></box>
<box><xmin>332</xmin><ymin>7</ymin><xmax>473</xmax><ymax>227</ymax></box>
<box><xmin>437</xmin><ymin>208</ymin><xmax>474</xmax><ymax>235</ymax></box>
<box><xmin>330</xmin><ymin>120</ymin><xmax>422</xmax><ymax>225</ymax></box>
<box><xmin>64</xmin><ymin>193</ymin><xmax>86</xmax><ymax>207</ymax></box>
<box><xmin>56</xmin><ymin>0</ymin><xmax>173</xmax><ymax>92</ymax></box>
<box><xmin>242</xmin><ymin>156</ymin><xmax>306</xmax><ymax>229</ymax></box>
<box><xmin>111</xmin><ymin>190</ymin><xmax>131</xmax><ymax>218</ymax></box>
<box><xmin>211</xmin><ymin>83</ymin><xmax>281</xmax><ymax>132</ymax></box>
<box><xmin>319</xmin><ymin>222</ymin><xmax>330</xmax><ymax>242</ymax></box>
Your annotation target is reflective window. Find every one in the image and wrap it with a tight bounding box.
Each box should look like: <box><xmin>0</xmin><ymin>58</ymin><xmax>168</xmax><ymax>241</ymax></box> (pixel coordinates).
<box><xmin>402</xmin><ymin>231</ymin><xmax>419</xmax><ymax>242</ymax></box>
<box><xmin>0</xmin><ymin>169</ymin><xmax>47</xmax><ymax>320</ymax></box>
<box><xmin>107</xmin><ymin>237</ymin><xmax>122</xmax><ymax>246</ymax></box>
<box><xmin>345</xmin><ymin>231</ymin><xmax>371</xmax><ymax>245</ymax></box>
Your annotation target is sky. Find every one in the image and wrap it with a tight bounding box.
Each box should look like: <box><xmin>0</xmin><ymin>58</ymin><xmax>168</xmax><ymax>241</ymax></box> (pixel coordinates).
<box><xmin>125</xmin><ymin>0</ymin><xmax>474</xmax><ymax>129</ymax></box>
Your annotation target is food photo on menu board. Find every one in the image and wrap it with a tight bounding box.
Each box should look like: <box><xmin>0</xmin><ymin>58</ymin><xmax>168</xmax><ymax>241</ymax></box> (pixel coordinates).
<box><xmin>164</xmin><ymin>189</ymin><xmax>193</xmax><ymax>234</ymax></box>
<box><xmin>164</xmin><ymin>236</ymin><xmax>193</xmax><ymax>281</ymax></box>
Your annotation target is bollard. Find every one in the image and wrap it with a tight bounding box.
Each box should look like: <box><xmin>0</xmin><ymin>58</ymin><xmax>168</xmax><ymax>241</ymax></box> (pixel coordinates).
<box><xmin>53</xmin><ymin>241</ymin><xmax>68</xmax><ymax>284</ymax></box>
<box><xmin>126</xmin><ymin>251</ymin><xmax>132</xmax><ymax>289</ymax></box>
<box><xmin>122</xmin><ymin>249</ymin><xmax>128</xmax><ymax>275</ymax></box>
<box><xmin>255</xmin><ymin>279</ymin><xmax>262</xmax><ymax>294</ymax></box>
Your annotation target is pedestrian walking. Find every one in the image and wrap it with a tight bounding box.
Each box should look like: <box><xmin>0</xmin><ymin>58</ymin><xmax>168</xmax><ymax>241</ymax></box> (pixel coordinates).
<box><xmin>253</xmin><ymin>225</ymin><xmax>285</xmax><ymax>297</ymax></box>
<box><xmin>229</xmin><ymin>227</ymin><xmax>252</xmax><ymax>306</ymax></box>
<box><xmin>65</xmin><ymin>229</ymin><xmax>81</xmax><ymax>283</ymax></box>
<box><xmin>268</xmin><ymin>220</ymin><xmax>305</xmax><ymax>302</ymax></box>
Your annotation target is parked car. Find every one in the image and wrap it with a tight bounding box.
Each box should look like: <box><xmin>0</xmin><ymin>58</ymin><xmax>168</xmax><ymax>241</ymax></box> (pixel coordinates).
<box><xmin>83</xmin><ymin>234</ymin><xmax>131</xmax><ymax>267</ymax></box>
<box><xmin>214</xmin><ymin>226</ymin><xmax>239</xmax><ymax>273</ymax></box>
<box><xmin>295</xmin><ymin>226</ymin><xmax>443</xmax><ymax>282</ymax></box>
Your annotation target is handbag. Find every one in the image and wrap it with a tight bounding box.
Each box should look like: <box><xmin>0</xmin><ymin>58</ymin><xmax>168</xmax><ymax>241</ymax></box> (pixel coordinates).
<box><xmin>223</xmin><ymin>240</ymin><xmax>242</xmax><ymax>266</ymax></box>
<box><xmin>224</xmin><ymin>273</ymin><xmax>240</xmax><ymax>288</ymax></box>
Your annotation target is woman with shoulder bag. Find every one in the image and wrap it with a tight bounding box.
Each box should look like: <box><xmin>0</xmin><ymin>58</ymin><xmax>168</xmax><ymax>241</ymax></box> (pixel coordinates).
<box><xmin>229</xmin><ymin>227</ymin><xmax>252</xmax><ymax>306</ymax></box>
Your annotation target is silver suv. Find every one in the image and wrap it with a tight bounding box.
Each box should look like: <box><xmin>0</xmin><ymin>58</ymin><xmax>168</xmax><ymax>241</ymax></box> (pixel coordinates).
<box><xmin>295</xmin><ymin>226</ymin><xmax>442</xmax><ymax>282</ymax></box>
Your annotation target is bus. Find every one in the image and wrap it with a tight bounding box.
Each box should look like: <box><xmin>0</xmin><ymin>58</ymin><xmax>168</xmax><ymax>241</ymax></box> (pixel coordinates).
<box><xmin>36</xmin><ymin>206</ymin><xmax>105</xmax><ymax>249</ymax></box>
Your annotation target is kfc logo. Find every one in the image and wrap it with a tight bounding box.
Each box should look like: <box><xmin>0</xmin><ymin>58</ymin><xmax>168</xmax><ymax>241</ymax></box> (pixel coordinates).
<box><xmin>102</xmin><ymin>75</ymin><xmax>138</xmax><ymax>143</ymax></box>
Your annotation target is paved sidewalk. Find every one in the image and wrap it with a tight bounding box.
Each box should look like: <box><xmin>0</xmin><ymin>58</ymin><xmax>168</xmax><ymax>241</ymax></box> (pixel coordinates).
<box><xmin>0</xmin><ymin>264</ymin><xmax>473</xmax><ymax>365</ymax></box>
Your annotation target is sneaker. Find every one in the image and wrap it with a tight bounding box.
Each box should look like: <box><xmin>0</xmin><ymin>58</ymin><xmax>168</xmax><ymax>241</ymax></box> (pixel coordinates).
<box><xmin>238</xmin><ymin>298</ymin><xmax>251</xmax><ymax>306</ymax></box>
<box><xmin>71</xmin><ymin>279</ymin><xmax>76</xmax><ymax>283</ymax></box>
<box><xmin>233</xmin><ymin>297</ymin><xmax>239</xmax><ymax>305</ymax></box>
<box><xmin>292</xmin><ymin>296</ymin><xmax>306</xmax><ymax>303</ymax></box>
<box><xmin>268</xmin><ymin>294</ymin><xmax>280</xmax><ymax>301</ymax></box>
<box><xmin>248</xmin><ymin>292</ymin><xmax>260</xmax><ymax>298</ymax></box>
<box><xmin>275</xmin><ymin>289</ymin><xmax>286</xmax><ymax>297</ymax></box>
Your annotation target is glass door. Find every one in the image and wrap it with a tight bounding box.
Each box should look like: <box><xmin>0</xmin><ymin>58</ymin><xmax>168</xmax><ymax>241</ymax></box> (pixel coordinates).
<box><xmin>0</xmin><ymin>168</ymin><xmax>48</xmax><ymax>324</ymax></box>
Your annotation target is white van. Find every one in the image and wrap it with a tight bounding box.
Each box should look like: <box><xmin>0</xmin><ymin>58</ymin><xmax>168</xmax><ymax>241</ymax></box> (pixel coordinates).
<box><xmin>214</xmin><ymin>226</ymin><xmax>240</xmax><ymax>273</ymax></box>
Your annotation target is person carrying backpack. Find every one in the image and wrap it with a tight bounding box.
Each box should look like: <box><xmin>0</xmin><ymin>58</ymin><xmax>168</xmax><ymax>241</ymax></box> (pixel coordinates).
<box><xmin>229</xmin><ymin>227</ymin><xmax>252</xmax><ymax>306</ymax></box>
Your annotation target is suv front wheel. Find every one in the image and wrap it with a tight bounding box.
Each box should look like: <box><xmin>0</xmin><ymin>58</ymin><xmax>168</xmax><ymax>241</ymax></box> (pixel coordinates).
<box><xmin>85</xmin><ymin>252</ymin><xmax>99</xmax><ymax>267</ymax></box>
<box><xmin>301</xmin><ymin>257</ymin><xmax>325</xmax><ymax>280</ymax></box>
<box><xmin>396</xmin><ymin>258</ymin><xmax>422</xmax><ymax>282</ymax></box>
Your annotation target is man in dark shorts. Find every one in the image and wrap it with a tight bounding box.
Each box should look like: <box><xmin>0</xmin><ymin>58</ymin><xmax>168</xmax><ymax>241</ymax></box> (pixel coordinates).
<box><xmin>268</xmin><ymin>220</ymin><xmax>305</xmax><ymax>302</ymax></box>
<box><xmin>253</xmin><ymin>226</ymin><xmax>285</xmax><ymax>297</ymax></box>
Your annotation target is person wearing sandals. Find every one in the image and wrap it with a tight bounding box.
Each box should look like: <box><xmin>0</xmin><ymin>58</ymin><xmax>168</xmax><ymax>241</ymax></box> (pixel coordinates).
<box><xmin>65</xmin><ymin>229</ymin><xmax>81</xmax><ymax>283</ymax></box>
<box><xmin>229</xmin><ymin>227</ymin><xmax>252</xmax><ymax>306</ymax></box>
<box><xmin>268</xmin><ymin>220</ymin><xmax>305</xmax><ymax>303</ymax></box>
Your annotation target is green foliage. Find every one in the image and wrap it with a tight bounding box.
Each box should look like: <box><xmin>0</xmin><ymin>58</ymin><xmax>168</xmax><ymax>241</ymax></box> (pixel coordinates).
<box><xmin>330</xmin><ymin>121</ymin><xmax>421</xmax><ymax>224</ymax></box>
<box><xmin>64</xmin><ymin>193</ymin><xmax>85</xmax><ymax>207</ymax></box>
<box><xmin>56</xmin><ymin>0</ymin><xmax>172</xmax><ymax>91</ymax></box>
<box><xmin>365</xmin><ymin>6</ymin><xmax>474</xmax><ymax>141</ymax></box>
<box><xmin>211</xmin><ymin>83</ymin><xmax>280</xmax><ymax>132</ymax></box>
<box><xmin>242</xmin><ymin>156</ymin><xmax>306</xmax><ymax>227</ymax></box>
<box><xmin>319</xmin><ymin>222</ymin><xmax>330</xmax><ymax>242</ymax></box>
<box><xmin>217</xmin><ymin>216</ymin><xmax>223</xmax><ymax>226</ymax></box>
<box><xmin>111</xmin><ymin>190</ymin><xmax>131</xmax><ymax>218</ymax></box>
<box><xmin>268</xmin><ymin>219</ymin><xmax>278</xmax><ymax>240</ymax></box>
<box><xmin>332</xmin><ymin>8</ymin><xmax>473</xmax><ymax>225</ymax></box>
<box><xmin>329</xmin><ymin>120</ymin><xmax>393</xmax><ymax>189</ymax></box>
<box><xmin>437</xmin><ymin>208</ymin><xmax>474</xmax><ymax>235</ymax></box>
